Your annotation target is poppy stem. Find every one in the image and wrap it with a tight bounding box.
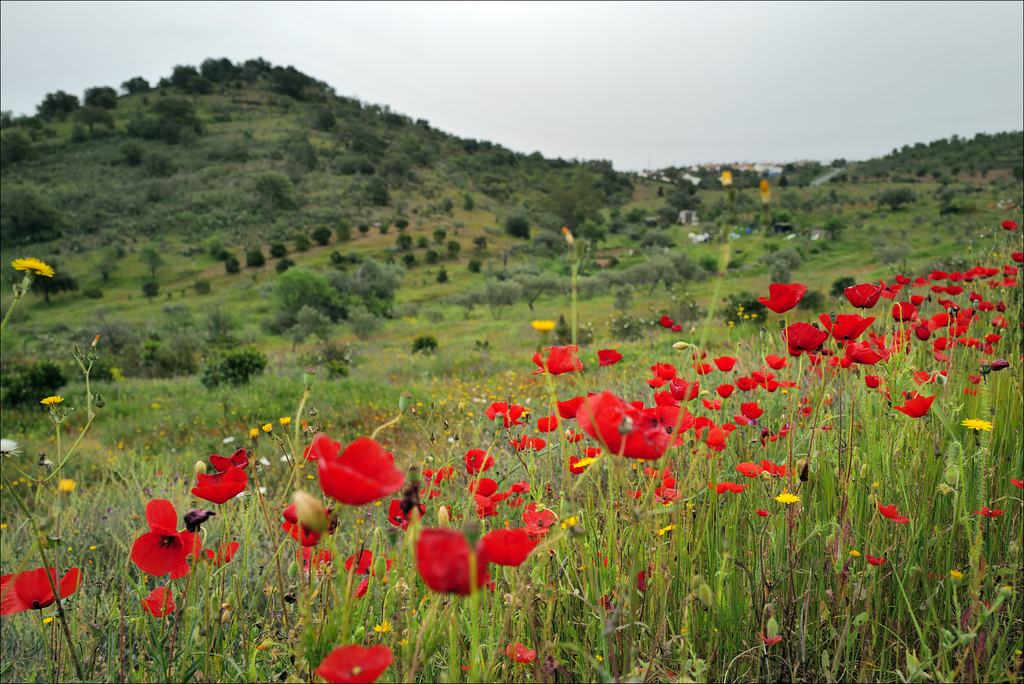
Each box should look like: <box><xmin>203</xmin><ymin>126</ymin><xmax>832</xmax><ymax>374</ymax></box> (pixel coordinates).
<box><xmin>0</xmin><ymin>469</ymin><xmax>84</xmax><ymax>680</ymax></box>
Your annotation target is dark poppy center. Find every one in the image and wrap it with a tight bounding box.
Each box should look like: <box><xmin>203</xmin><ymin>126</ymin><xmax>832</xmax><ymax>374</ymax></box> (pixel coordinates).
<box><xmin>32</xmin><ymin>600</ymin><xmax>41</xmax><ymax>609</ymax></box>
<box><xmin>159</xmin><ymin>534</ymin><xmax>176</xmax><ymax>548</ymax></box>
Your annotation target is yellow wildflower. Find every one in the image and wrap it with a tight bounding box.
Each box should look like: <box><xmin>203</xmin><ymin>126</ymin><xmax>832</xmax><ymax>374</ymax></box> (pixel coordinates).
<box><xmin>560</xmin><ymin>515</ymin><xmax>578</xmax><ymax>530</ymax></box>
<box><xmin>658</xmin><ymin>524</ymin><xmax>676</xmax><ymax>536</ymax></box>
<box><xmin>961</xmin><ymin>418</ymin><xmax>993</xmax><ymax>432</ymax></box>
<box><xmin>12</xmin><ymin>258</ymin><xmax>55</xmax><ymax>278</ymax></box>
<box><xmin>775</xmin><ymin>491</ymin><xmax>800</xmax><ymax>505</ymax></box>
<box><xmin>573</xmin><ymin>457</ymin><xmax>596</xmax><ymax>469</ymax></box>
<box><xmin>261</xmin><ymin>423</ymin><xmax>273</xmax><ymax>433</ymax></box>
<box><xmin>373</xmin><ymin>620</ymin><xmax>392</xmax><ymax>634</ymax></box>
<box><xmin>849</xmin><ymin>550</ymin><xmax>861</xmax><ymax>557</ymax></box>
<box><xmin>531</xmin><ymin>320</ymin><xmax>556</xmax><ymax>333</ymax></box>
<box><xmin>58</xmin><ymin>479</ymin><xmax>76</xmax><ymax>493</ymax></box>
<box><xmin>249</xmin><ymin>428</ymin><xmax>259</xmax><ymax>438</ymax></box>
<box><xmin>40</xmin><ymin>396</ymin><xmax>64</xmax><ymax>407</ymax></box>
<box><xmin>950</xmin><ymin>570</ymin><xmax>964</xmax><ymax>580</ymax></box>
<box><xmin>721</xmin><ymin>170</ymin><xmax>733</xmax><ymax>186</ymax></box>
<box><xmin>280</xmin><ymin>416</ymin><xmax>291</xmax><ymax>426</ymax></box>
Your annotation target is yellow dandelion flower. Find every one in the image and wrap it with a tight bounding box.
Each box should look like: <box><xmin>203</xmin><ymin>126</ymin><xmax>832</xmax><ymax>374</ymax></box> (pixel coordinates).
<box><xmin>249</xmin><ymin>428</ymin><xmax>259</xmax><ymax>438</ymax></box>
<box><xmin>849</xmin><ymin>550</ymin><xmax>861</xmax><ymax>557</ymax></box>
<box><xmin>280</xmin><ymin>416</ymin><xmax>291</xmax><ymax>426</ymax></box>
<box><xmin>261</xmin><ymin>423</ymin><xmax>273</xmax><ymax>433</ymax></box>
<box><xmin>373</xmin><ymin>620</ymin><xmax>392</xmax><ymax>634</ymax></box>
<box><xmin>12</xmin><ymin>258</ymin><xmax>55</xmax><ymax>278</ymax></box>
<box><xmin>560</xmin><ymin>516</ymin><xmax>578</xmax><ymax>529</ymax></box>
<box><xmin>41</xmin><ymin>396</ymin><xmax>64</xmax><ymax>407</ymax></box>
<box><xmin>58</xmin><ymin>479</ymin><xmax>76</xmax><ymax>493</ymax></box>
<box><xmin>658</xmin><ymin>524</ymin><xmax>677</xmax><ymax>536</ymax></box>
<box><xmin>574</xmin><ymin>457</ymin><xmax>596</xmax><ymax>469</ymax></box>
<box><xmin>42</xmin><ymin>617</ymin><xmax>54</xmax><ymax>625</ymax></box>
<box><xmin>775</xmin><ymin>491</ymin><xmax>800</xmax><ymax>505</ymax></box>
<box><xmin>531</xmin><ymin>320</ymin><xmax>556</xmax><ymax>333</ymax></box>
<box><xmin>961</xmin><ymin>418</ymin><xmax>993</xmax><ymax>432</ymax></box>
<box><xmin>950</xmin><ymin>569</ymin><xmax>964</xmax><ymax>580</ymax></box>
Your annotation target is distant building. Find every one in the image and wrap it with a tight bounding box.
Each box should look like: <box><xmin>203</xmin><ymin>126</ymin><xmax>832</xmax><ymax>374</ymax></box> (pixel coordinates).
<box><xmin>678</xmin><ymin>210</ymin><xmax>699</xmax><ymax>226</ymax></box>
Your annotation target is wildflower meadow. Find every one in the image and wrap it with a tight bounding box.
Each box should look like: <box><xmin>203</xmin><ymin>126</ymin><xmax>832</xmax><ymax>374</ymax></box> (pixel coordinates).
<box><xmin>2</xmin><ymin>225</ymin><xmax>1023</xmax><ymax>683</ymax></box>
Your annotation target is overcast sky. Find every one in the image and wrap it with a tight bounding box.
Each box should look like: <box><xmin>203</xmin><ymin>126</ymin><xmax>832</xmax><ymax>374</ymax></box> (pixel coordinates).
<box><xmin>2</xmin><ymin>1</ymin><xmax>1022</xmax><ymax>170</ymax></box>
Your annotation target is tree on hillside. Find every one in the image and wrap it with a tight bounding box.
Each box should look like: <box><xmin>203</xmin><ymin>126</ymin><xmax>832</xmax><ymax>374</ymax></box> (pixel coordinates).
<box><xmin>84</xmin><ymin>86</ymin><xmax>118</xmax><ymax>109</ymax></box>
<box><xmin>665</xmin><ymin>179</ymin><xmax>701</xmax><ymax>212</ymax></box>
<box><xmin>76</xmin><ymin>106</ymin><xmax>114</xmax><ymax>134</ymax></box>
<box><xmin>200</xmin><ymin>57</ymin><xmax>240</xmax><ymax>83</ymax></box>
<box><xmin>1</xmin><ymin>131</ymin><xmax>32</xmax><ymax>169</ymax></box>
<box><xmin>878</xmin><ymin>187</ymin><xmax>915</xmax><ymax>211</ymax></box>
<box><xmin>37</xmin><ymin>90</ymin><xmax>80</xmax><ymax>120</ymax></box>
<box><xmin>121</xmin><ymin>77</ymin><xmax>151</xmax><ymax>95</ymax></box>
<box><xmin>142</xmin><ymin>280</ymin><xmax>160</xmax><ymax>301</ymax></box>
<box><xmin>823</xmin><ymin>215</ymin><xmax>846</xmax><ymax>241</ymax></box>
<box><xmin>139</xmin><ymin>247</ymin><xmax>164</xmax><ymax>278</ymax></box>
<box><xmin>504</xmin><ymin>211</ymin><xmax>531</xmax><ymax>239</ymax></box>
<box><xmin>543</xmin><ymin>166</ymin><xmax>605</xmax><ymax>229</ymax></box>
<box><xmin>0</xmin><ymin>186</ymin><xmax>61</xmax><ymax>244</ymax></box>
<box><xmin>34</xmin><ymin>266</ymin><xmax>78</xmax><ymax>304</ymax></box>
<box><xmin>254</xmin><ymin>172</ymin><xmax>295</xmax><ymax>210</ymax></box>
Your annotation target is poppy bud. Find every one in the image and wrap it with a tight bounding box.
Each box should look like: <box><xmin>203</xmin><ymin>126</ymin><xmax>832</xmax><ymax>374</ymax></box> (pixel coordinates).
<box><xmin>767</xmin><ymin>616</ymin><xmax>780</xmax><ymax>638</ymax></box>
<box><xmin>859</xmin><ymin>464</ymin><xmax>868</xmax><ymax>480</ymax></box>
<box><xmin>437</xmin><ymin>505</ymin><xmax>450</xmax><ymax>528</ymax></box>
<box><xmin>399</xmin><ymin>392</ymin><xmax>413</xmax><ymax>411</ymax></box>
<box><xmin>303</xmin><ymin>368</ymin><xmax>316</xmax><ymax>387</ymax></box>
<box><xmin>293</xmin><ymin>490</ymin><xmax>329</xmax><ymax>534</ymax></box>
<box><xmin>194</xmin><ymin>460</ymin><xmax>207</xmax><ymax>475</ymax></box>
<box><xmin>944</xmin><ymin>465</ymin><xmax>960</xmax><ymax>486</ymax></box>
<box><xmin>503</xmin><ymin>566</ymin><xmax>515</xmax><ymax>585</ymax></box>
<box><xmin>184</xmin><ymin>508</ymin><xmax>216</xmax><ymax>533</ymax></box>
<box><xmin>690</xmin><ymin>574</ymin><xmax>702</xmax><ymax>591</ymax></box>
<box><xmin>672</xmin><ymin>341</ymin><xmax>691</xmax><ymax>351</ymax></box>
<box><xmin>697</xmin><ymin>583</ymin><xmax>713</xmax><ymax>609</ymax></box>
<box><xmin>193</xmin><ymin>626</ymin><xmax>206</xmax><ymax>644</ymax></box>
<box><xmin>1008</xmin><ymin>542</ymin><xmax>1019</xmax><ymax>559</ymax></box>
<box><xmin>759</xmin><ymin>327</ymin><xmax>767</xmax><ymax>340</ymax></box>
<box><xmin>353</xmin><ymin>625</ymin><xmax>366</xmax><ymax>642</ymax></box>
<box><xmin>94</xmin><ymin>392</ymin><xmax>105</xmax><ymax>408</ymax></box>
<box><xmin>226</xmin><ymin>591</ymin><xmax>237</xmax><ymax>607</ymax></box>
<box><xmin>288</xmin><ymin>561</ymin><xmax>299</xmax><ymax>579</ymax></box>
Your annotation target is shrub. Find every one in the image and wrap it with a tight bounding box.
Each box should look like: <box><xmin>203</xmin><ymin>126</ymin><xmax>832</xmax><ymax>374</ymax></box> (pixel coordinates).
<box><xmin>424</xmin><ymin>250</ymin><xmax>438</xmax><ymax>265</ymax></box>
<box><xmin>246</xmin><ymin>249</ymin><xmax>266</xmax><ymax>268</ymax></box>
<box><xmin>605</xmin><ymin>313</ymin><xmax>646</xmax><ymax>342</ymax></box>
<box><xmin>830</xmin><ymin>276</ymin><xmax>856</xmax><ymax>298</ymax></box>
<box><xmin>309</xmin><ymin>227</ymin><xmax>329</xmax><ymax>245</ymax></box>
<box><xmin>194</xmin><ymin>279</ymin><xmax>211</xmax><ymax>295</ymax></box>
<box><xmin>1</xmin><ymin>361</ymin><xmax>67</xmax><ymax>406</ymax></box>
<box><xmin>120</xmin><ymin>141</ymin><xmax>145</xmax><ymax>166</ymax></box>
<box><xmin>83</xmin><ymin>287</ymin><xmax>103</xmax><ymax>299</ymax></box>
<box><xmin>401</xmin><ymin>253</ymin><xmax>416</xmax><ymax>268</ymax></box>
<box><xmin>200</xmin><ymin>346</ymin><xmax>268</xmax><ymax>388</ymax></box>
<box><xmin>505</xmin><ymin>212</ymin><xmax>530</xmax><ymax>239</ymax></box>
<box><xmin>225</xmin><ymin>256</ymin><xmax>240</xmax><ymax>273</ymax></box>
<box><xmin>417</xmin><ymin>236</ymin><xmax>430</xmax><ymax>249</ymax></box>
<box><xmin>275</xmin><ymin>257</ymin><xmax>295</xmax><ymax>274</ymax></box>
<box><xmin>396</xmin><ymin>233</ymin><xmax>413</xmax><ymax>251</ymax></box>
<box><xmin>348</xmin><ymin>305</ymin><xmax>381</xmax><ymax>339</ymax></box>
<box><xmin>468</xmin><ymin>258</ymin><xmax>482</xmax><ymax>273</ymax></box>
<box><xmin>269</xmin><ymin>243</ymin><xmax>287</xmax><ymax>258</ymax></box>
<box><xmin>325</xmin><ymin>360</ymin><xmax>349</xmax><ymax>379</ymax></box>
<box><xmin>394</xmin><ymin>218</ymin><xmax>409</xmax><ymax>230</ymax></box>
<box><xmin>142</xmin><ymin>280</ymin><xmax>160</xmax><ymax>299</ymax></box>
<box><xmin>293</xmin><ymin>234</ymin><xmax>311</xmax><ymax>252</ymax></box>
<box><xmin>797</xmin><ymin>289</ymin><xmax>825</xmax><ymax>311</ymax></box>
<box><xmin>336</xmin><ymin>220</ymin><xmax>351</xmax><ymax>242</ymax></box>
<box><xmin>446</xmin><ymin>240</ymin><xmax>461</xmax><ymax>259</ymax></box>
<box><xmin>411</xmin><ymin>334</ymin><xmax>439</xmax><ymax>354</ymax></box>
<box><xmin>436</xmin><ymin>267</ymin><xmax>449</xmax><ymax>284</ymax></box>
<box><xmin>357</xmin><ymin>224</ymin><xmax>370</xmax><ymax>235</ymax></box>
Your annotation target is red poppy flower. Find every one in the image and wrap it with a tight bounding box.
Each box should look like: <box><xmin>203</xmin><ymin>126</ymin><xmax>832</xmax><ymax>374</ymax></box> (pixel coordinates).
<box><xmin>510</xmin><ymin>436</ymin><xmax>546</xmax><ymax>451</ymax></box>
<box><xmin>191</xmin><ymin>465</ymin><xmax>248</xmax><ymax>504</ymax></box>
<box><xmin>866</xmin><ymin>554</ymin><xmax>886</xmax><ymax>566</ymax></box>
<box><xmin>479</xmin><ymin>529</ymin><xmax>537</xmax><ymax>566</ymax></box>
<box><xmin>281</xmin><ymin>502</ymin><xmax>328</xmax><ymax>546</ymax></box>
<box><xmin>668</xmin><ymin>378</ymin><xmax>700</xmax><ymax>401</ymax></box>
<box><xmin>1002</xmin><ymin>220</ymin><xmax>1019</xmax><ymax>231</ymax></box>
<box><xmin>757</xmin><ymin>632</ymin><xmax>783</xmax><ymax>645</ymax></box>
<box><xmin>523</xmin><ymin>503</ymin><xmax>558</xmax><ymax>538</ymax></box>
<box><xmin>878</xmin><ymin>503</ymin><xmax>910</xmax><ymax>524</ymax></box>
<box><xmin>131</xmin><ymin>500</ymin><xmax>201</xmax><ymax>579</ymax></box>
<box><xmin>506</xmin><ymin>642</ymin><xmax>537</xmax><ymax>663</ymax></box>
<box><xmin>864</xmin><ymin>375</ymin><xmax>882</xmax><ymax>389</ymax></box>
<box><xmin>486</xmin><ymin>401</ymin><xmax>526</xmax><ymax>427</ymax></box>
<box><xmin>740</xmin><ymin>402</ymin><xmax>763</xmax><ymax>420</ymax></box>
<box><xmin>714</xmin><ymin>356</ymin><xmax>738</xmax><ymax>372</ymax></box>
<box><xmin>1</xmin><ymin>567</ymin><xmax>81</xmax><ymax>616</ymax></box>
<box><xmin>659</xmin><ymin>315</ymin><xmax>675</xmax><ymax>328</ymax></box>
<box><xmin>716</xmin><ymin>384</ymin><xmax>734</xmax><ymax>399</ymax></box>
<box><xmin>532</xmin><ymin>346</ymin><xmax>584</xmax><ymax>375</ymax></box>
<box><xmin>764</xmin><ymin>354</ymin><xmax>787</xmax><ymax>370</ymax></box>
<box><xmin>894</xmin><ymin>394</ymin><xmax>935</xmax><ymax>418</ymax></box>
<box><xmin>702</xmin><ymin>398</ymin><xmax>723</xmax><ymax>411</ymax></box>
<box><xmin>756</xmin><ymin>509</ymin><xmax>770</xmax><ymax>517</ymax></box>
<box><xmin>416</xmin><ymin>528</ymin><xmax>489</xmax><ymax>595</ymax></box>
<box><xmin>208</xmin><ymin>448</ymin><xmax>249</xmax><ymax>471</ymax></box>
<box><xmin>315</xmin><ymin>644</ymin><xmax>394</xmax><ymax>684</ymax></box>
<box><xmin>845</xmin><ymin>341</ymin><xmax>887</xmax><ymax>365</ymax></box>
<box><xmin>1012</xmin><ymin>252</ymin><xmax>1023</xmax><ymax>263</ymax></box>
<box><xmin>974</xmin><ymin>507</ymin><xmax>1004</xmax><ymax>517</ymax></box>
<box><xmin>568</xmin><ymin>455</ymin><xmax>588</xmax><ymax>474</ymax></box>
<box><xmin>760</xmin><ymin>459</ymin><xmax>786</xmax><ymax>477</ymax></box>
<box><xmin>844</xmin><ymin>283</ymin><xmax>884</xmax><ymax>309</ymax></box>
<box><xmin>784</xmin><ymin>322</ymin><xmax>830</xmax><ymax>353</ymax></box>
<box><xmin>597</xmin><ymin>349</ymin><xmax>623</xmax><ymax>367</ymax></box>
<box><xmin>387</xmin><ymin>498</ymin><xmax>424</xmax><ymax>530</ymax></box>
<box><xmin>890</xmin><ymin>302</ymin><xmax>917</xmax><ymax>324</ymax></box>
<box><xmin>576</xmin><ymin>391</ymin><xmax>669</xmax><ymax>461</ymax></box>
<box><xmin>536</xmin><ymin>415</ymin><xmax>560</xmax><ymax>432</ymax></box>
<box><xmin>736</xmin><ymin>462</ymin><xmax>762</xmax><ymax>477</ymax></box>
<box><xmin>464</xmin><ymin>449</ymin><xmax>495</xmax><ymax>474</ymax></box>
<box><xmin>712</xmin><ymin>482</ymin><xmax>747</xmax><ymax>494</ymax></box>
<box><xmin>819</xmin><ymin>313</ymin><xmax>875</xmax><ymax>342</ymax></box>
<box><xmin>204</xmin><ymin>541</ymin><xmax>240</xmax><ymax>566</ymax></box>
<box><xmin>312</xmin><ymin>435</ymin><xmax>405</xmax><ymax>506</ymax></box>
<box><xmin>651</xmin><ymin>363</ymin><xmax>678</xmax><ymax>380</ymax></box>
<box><xmin>758</xmin><ymin>283</ymin><xmax>808</xmax><ymax>314</ymax></box>
<box><xmin>141</xmin><ymin>586</ymin><xmax>177</xmax><ymax>617</ymax></box>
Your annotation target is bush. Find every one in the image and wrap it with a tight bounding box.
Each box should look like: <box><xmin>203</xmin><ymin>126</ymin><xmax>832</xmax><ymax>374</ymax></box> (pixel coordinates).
<box><xmin>797</xmin><ymin>289</ymin><xmax>825</xmax><ymax>311</ymax></box>
<box><xmin>394</xmin><ymin>218</ymin><xmax>409</xmax><ymax>230</ymax></box>
<box><xmin>83</xmin><ymin>287</ymin><xmax>103</xmax><ymax>299</ymax></box>
<box><xmin>142</xmin><ymin>280</ymin><xmax>160</xmax><ymax>299</ymax></box>
<box><xmin>194</xmin><ymin>279</ymin><xmax>211</xmax><ymax>295</ymax></box>
<box><xmin>269</xmin><ymin>243</ymin><xmax>287</xmax><ymax>258</ymax></box>
<box><xmin>830</xmin><ymin>276</ymin><xmax>856</xmax><ymax>298</ymax></box>
<box><xmin>1</xmin><ymin>361</ymin><xmax>67</xmax><ymax>406</ymax></box>
<box><xmin>348</xmin><ymin>305</ymin><xmax>381</xmax><ymax>339</ymax></box>
<box><xmin>120</xmin><ymin>140</ymin><xmax>145</xmax><ymax>166</ymax></box>
<box><xmin>200</xmin><ymin>346</ymin><xmax>268</xmax><ymax>388</ymax></box>
<box><xmin>505</xmin><ymin>212</ymin><xmax>531</xmax><ymax>239</ymax></box>
<box><xmin>411</xmin><ymin>334</ymin><xmax>439</xmax><ymax>354</ymax></box>
<box><xmin>225</xmin><ymin>256</ymin><xmax>240</xmax><ymax>273</ymax></box>
<box><xmin>246</xmin><ymin>249</ymin><xmax>266</xmax><ymax>268</ymax></box>
<box><xmin>424</xmin><ymin>250</ymin><xmax>438</xmax><ymax>265</ymax></box>
<box><xmin>293</xmin><ymin>234</ymin><xmax>311</xmax><ymax>252</ymax></box>
<box><xmin>336</xmin><ymin>220</ymin><xmax>351</xmax><ymax>242</ymax></box>
<box><xmin>275</xmin><ymin>257</ymin><xmax>295</xmax><ymax>274</ymax></box>
<box><xmin>401</xmin><ymin>253</ymin><xmax>416</xmax><ymax>268</ymax></box>
<box><xmin>446</xmin><ymin>240</ymin><xmax>461</xmax><ymax>259</ymax></box>
<box><xmin>605</xmin><ymin>313</ymin><xmax>646</xmax><ymax>342</ymax></box>
<box><xmin>436</xmin><ymin>267</ymin><xmax>449</xmax><ymax>284</ymax></box>
<box><xmin>312</xmin><ymin>226</ymin><xmax>332</xmax><ymax>246</ymax></box>
<box><xmin>723</xmin><ymin>292</ymin><xmax>768</xmax><ymax>325</ymax></box>
<box><xmin>468</xmin><ymin>257</ymin><xmax>482</xmax><ymax>273</ymax></box>
<box><xmin>396</xmin><ymin>233</ymin><xmax>413</xmax><ymax>250</ymax></box>
<box><xmin>417</xmin><ymin>236</ymin><xmax>430</xmax><ymax>249</ymax></box>
<box><xmin>357</xmin><ymin>224</ymin><xmax>370</xmax><ymax>235</ymax></box>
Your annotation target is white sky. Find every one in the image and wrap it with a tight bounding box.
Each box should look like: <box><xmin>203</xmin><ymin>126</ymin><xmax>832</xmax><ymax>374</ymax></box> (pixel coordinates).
<box><xmin>2</xmin><ymin>1</ymin><xmax>1022</xmax><ymax>170</ymax></box>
